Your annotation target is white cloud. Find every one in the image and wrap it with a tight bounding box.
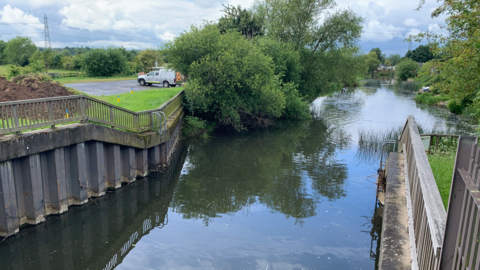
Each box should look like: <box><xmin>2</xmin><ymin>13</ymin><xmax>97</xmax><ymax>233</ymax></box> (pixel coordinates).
<box><xmin>0</xmin><ymin>5</ymin><xmax>43</xmax><ymax>41</ymax></box>
<box><xmin>405</xmin><ymin>27</ymin><xmax>421</xmax><ymax>38</ymax></box>
<box><xmin>428</xmin><ymin>23</ymin><xmax>449</xmax><ymax>36</ymax></box>
<box><xmin>157</xmin><ymin>30</ymin><xmax>175</xmax><ymax>41</ymax></box>
<box><xmin>404</xmin><ymin>18</ymin><xmax>419</xmax><ymax>27</ymax></box>
<box><xmin>362</xmin><ymin>20</ymin><xmax>404</xmax><ymax>42</ymax></box>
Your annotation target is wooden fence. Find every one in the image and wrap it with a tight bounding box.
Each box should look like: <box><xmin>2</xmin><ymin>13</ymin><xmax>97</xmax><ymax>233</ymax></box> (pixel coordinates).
<box><xmin>399</xmin><ymin>116</ymin><xmax>447</xmax><ymax>269</ymax></box>
<box><xmin>439</xmin><ymin>136</ymin><xmax>480</xmax><ymax>270</ymax></box>
<box><xmin>400</xmin><ymin>116</ymin><xmax>480</xmax><ymax>269</ymax></box>
<box><xmin>0</xmin><ymin>91</ymin><xmax>184</xmax><ymax>135</ymax></box>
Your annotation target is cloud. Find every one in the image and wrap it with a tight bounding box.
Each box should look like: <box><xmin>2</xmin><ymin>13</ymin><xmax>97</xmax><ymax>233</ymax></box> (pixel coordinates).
<box><xmin>367</xmin><ymin>1</ymin><xmax>385</xmax><ymax>16</ymax></box>
<box><xmin>428</xmin><ymin>23</ymin><xmax>449</xmax><ymax>36</ymax></box>
<box><xmin>405</xmin><ymin>28</ymin><xmax>421</xmax><ymax>38</ymax></box>
<box><xmin>0</xmin><ymin>5</ymin><xmax>43</xmax><ymax>42</ymax></box>
<box><xmin>362</xmin><ymin>20</ymin><xmax>404</xmax><ymax>42</ymax></box>
<box><xmin>404</xmin><ymin>18</ymin><xmax>419</xmax><ymax>27</ymax></box>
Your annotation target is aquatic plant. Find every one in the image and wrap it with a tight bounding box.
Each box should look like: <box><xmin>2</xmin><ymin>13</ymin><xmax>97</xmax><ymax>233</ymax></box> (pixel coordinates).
<box><xmin>399</xmin><ymin>81</ymin><xmax>423</xmax><ymax>92</ymax></box>
<box><xmin>363</xmin><ymin>79</ymin><xmax>381</xmax><ymax>87</ymax></box>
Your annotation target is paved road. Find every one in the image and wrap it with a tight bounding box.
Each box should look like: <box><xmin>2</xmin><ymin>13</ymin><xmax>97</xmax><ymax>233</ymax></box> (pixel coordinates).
<box><xmin>65</xmin><ymin>80</ymin><xmax>172</xmax><ymax>96</ymax></box>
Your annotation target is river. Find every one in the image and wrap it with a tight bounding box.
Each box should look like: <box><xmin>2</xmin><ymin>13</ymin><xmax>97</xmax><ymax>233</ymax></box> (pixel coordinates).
<box><xmin>0</xmin><ymin>84</ymin><xmax>476</xmax><ymax>270</ymax></box>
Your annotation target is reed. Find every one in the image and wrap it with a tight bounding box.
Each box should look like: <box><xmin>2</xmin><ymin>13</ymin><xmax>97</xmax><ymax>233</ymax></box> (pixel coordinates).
<box><xmin>363</xmin><ymin>79</ymin><xmax>381</xmax><ymax>87</ymax></box>
<box><xmin>399</xmin><ymin>81</ymin><xmax>422</xmax><ymax>92</ymax></box>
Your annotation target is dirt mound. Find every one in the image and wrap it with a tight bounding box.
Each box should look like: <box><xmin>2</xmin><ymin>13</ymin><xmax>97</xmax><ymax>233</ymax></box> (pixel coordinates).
<box><xmin>0</xmin><ymin>74</ymin><xmax>72</xmax><ymax>102</ymax></box>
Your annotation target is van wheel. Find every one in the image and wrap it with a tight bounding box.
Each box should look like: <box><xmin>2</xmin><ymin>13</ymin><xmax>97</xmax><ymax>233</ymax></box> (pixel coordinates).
<box><xmin>139</xmin><ymin>79</ymin><xmax>146</xmax><ymax>86</ymax></box>
<box><xmin>163</xmin><ymin>81</ymin><xmax>169</xmax><ymax>88</ymax></box>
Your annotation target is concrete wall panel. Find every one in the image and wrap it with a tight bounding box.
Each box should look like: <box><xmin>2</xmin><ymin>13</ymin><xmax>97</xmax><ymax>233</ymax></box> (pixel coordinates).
<box><xmin>105</xmin><ymin>144</ymin><xmax>121</xmax><ymax>189</ymax></box>
<box><xmin>121</xmin><ymin>147</ymin><xmax>136</xmax><ymax>183</ymax></box>
<box><xmin>0</xmin><ymin>161</ymin><xmax>19</xmax><ymax>237</ymax></box>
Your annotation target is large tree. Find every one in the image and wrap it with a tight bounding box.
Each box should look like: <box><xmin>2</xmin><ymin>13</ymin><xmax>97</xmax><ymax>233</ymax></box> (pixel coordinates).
<box><xmin>366</xmin><ymin>51</ymin><xmax>381</xmax><ymax>77</ymax></box>
<box><xmin>218</xmin><ymin>5</ymin><xmax>264</xmax><ymax>39</ymax></box>
<box><xmin>254</xmin><ymin>0</ymin><xmax>364</xmax><ymax>100</ymax></box>
<box><xmin>408</xmin><ymin>45</ymin><xmax>434</xmax><ymax>62</ymax></box>
<box><xmin>83</xmin><ymin>48</ymin><xmax>128</xmax><ymax>77</ymax></box>
<box><xmin>4</xmin><ymin>36</ymin><xmax>37</xmax><ymax>66</ymax></box>
<box><xmin>370</xmin><ymin>47</ymin><xmax>385</xmax><ymax>64</ymax></box>
<box><xmin>414</xmin><ymin>0</ymin><xmax>480</xmax><ymax>116</ymax></box>
<box><xmin>135</xmin><ymin>49</ymin><xmax>161</xmax><ymax>72</ymax></box>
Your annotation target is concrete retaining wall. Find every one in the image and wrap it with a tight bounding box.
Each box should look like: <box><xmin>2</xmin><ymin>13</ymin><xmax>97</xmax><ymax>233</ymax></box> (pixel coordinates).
<box><xmin>0</xmin><ymin>109</ymin><xmax>183</xmax><ymax>237</ymax></box>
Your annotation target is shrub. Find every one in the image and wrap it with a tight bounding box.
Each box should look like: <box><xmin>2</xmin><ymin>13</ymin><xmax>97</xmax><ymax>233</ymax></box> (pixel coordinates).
<box><xmin>7</xmin><ymin>65</ymin><xmax>20</xmax><ymax>79</ymax></box>
<box><xmin>447</xmin><ymin>99</ymin><xmax>464</xmax><ymax>114</ymax></box>
<box><xmin>396</xmin><ymin>59</ymin><xmax>420</xmax><ymax>80</ymax></box>
<box><xmin>83</xmin><ymin>48</ymin><xmax>128</xmax><ymax>77</ymax></box>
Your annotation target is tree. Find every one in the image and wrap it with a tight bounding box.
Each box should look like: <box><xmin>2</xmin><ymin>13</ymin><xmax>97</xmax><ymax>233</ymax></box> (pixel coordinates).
<box><xmin>83</xmin><ymin>48</ymin><xmax>128</xmax><ymax>77</ymax></box>
<box><xmin>135</xmin><ymin>49</ymin><xmax>161</xmax><ymax>72</ymax></box>
<box><xmin>163</xmin><ymin>24</ymin><xmax>296</xmax><ymax>131</ymax></box>
<box><xmin>370</xmin><ymin>48</ymin><xmax>385</xmax><ymax>64</ymax></box>
<box><xmin>395</xmin><ymin>59</ymin><xmax>419</xmax><ymax>80</ymax></box>
<box><xmin>0</xmin><ymin>40</ymin><xmax>6</xmax><ymax>65</ymax></box>
<box><xmin>218</xmin><ymin>5</ymin><xmax>264</xmax><ymax>39</ymax></box>
<box><xmin>414</xmin><ymin>0</ymin><xmax>480</xmax><ymax>116</ymax></box>
<box><xmin>254</xmin><ymin>0</ymin><xmax>364</xmax><ymax>100</ymax></box>
<box><xmin>4</xmin><ymin>36</ymin><xmax>37</xmax><ymax>66</ymax></box>
<box><xmin>386</xmin><ymin>53</ymin><xmax>401</xmax><ymax>66</ymax></box>
<box><xmin>366</xmin><ymin>51</ymin><xmax>381</xmax><ymax>77</ymax></box>
<box><xmin>410</xmin><ymin>45</ymin><xmax>434</xmax><ymax>62</ymax></box>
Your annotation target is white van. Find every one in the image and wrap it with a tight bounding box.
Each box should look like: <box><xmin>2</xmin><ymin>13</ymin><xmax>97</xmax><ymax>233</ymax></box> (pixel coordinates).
<box><xmin>137</xmin><ymin>68</ymin><xmax>177</xmax><ymax>87</ymax></box>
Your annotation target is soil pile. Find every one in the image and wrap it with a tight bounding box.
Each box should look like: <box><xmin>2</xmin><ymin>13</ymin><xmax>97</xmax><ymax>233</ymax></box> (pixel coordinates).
<box><xmin>0</xmin><ymin>74</ymin><xmax>72</xmax><ymax>102</ymax></box>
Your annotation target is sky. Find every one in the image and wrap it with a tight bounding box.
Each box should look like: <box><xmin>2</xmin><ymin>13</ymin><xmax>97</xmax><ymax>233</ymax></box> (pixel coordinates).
<box><xmin>0</xmin><ymin>0</ymin><xmax>448</xmax><ymax>56</ymax></box>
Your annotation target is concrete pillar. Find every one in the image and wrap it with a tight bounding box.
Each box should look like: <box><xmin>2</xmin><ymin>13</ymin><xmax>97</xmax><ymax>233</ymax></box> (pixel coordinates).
<box><xmin>135</xmin><ymin>149</ymin><xmax>148</xmax><ymax>177</ymax></box>
<box><xmin>121</xmin><ymin>147</ymin><xmax>136</xmax><ymax>183</ymax></box>
<box><xmin>40</xmin><ymin>148</ymin><xmax>68</xmax><ymax>215</ymax></box>
<box><xmin>148</xmin><ymin>145</ymin><xmax>160</xmax><ymax>171</ymax></box>
<box><xmin>0</xmin><ymin>161</ymin><xmax>19</xmax><ymax>237</ymax></box>
<box><xmin>65</xmin><ymin>143</ymin><xmax>88</xmax><ymax>205</ymax></box>
<box><xmin>86</xmin><ymin>142</ymin><xmax>105</xmax><ymax>197</ymax></box>
<box><xmin>13</xmin><ymin>154</ymin><xmax>45</xmax><ymax>225</ymax></box>
<box><xmin>104</xmin><ymin>144</ymin><xmax>121</xmax><ymax>189</ymax></box>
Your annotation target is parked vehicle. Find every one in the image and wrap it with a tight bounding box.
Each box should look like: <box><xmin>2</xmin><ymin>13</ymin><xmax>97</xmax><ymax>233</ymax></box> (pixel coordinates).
<box><xmin>137</xmin><ymin>68</ymin><xmax>177</xmax><ymax>87</ymax></box>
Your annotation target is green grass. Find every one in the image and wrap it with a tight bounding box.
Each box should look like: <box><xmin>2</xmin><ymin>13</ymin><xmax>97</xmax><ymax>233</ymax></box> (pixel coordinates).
<box><xmin>96</xmin><ymin>87</ymin><xmax>183</xmax><ymax>112</ymax></box>
<box><xmin>55</xmin><ymin>75</ymin><xmax>136</xmax><ymax>84</ymax></box>
<box><xmin>0</xmin><ymin>65</ymin><xmax>70</xmax><ymax>75</ymax></box>
<box><xmin>428</xmin><ymin>150</ymin><xmax>456</xmax><ymax>209</ymax></box>
<box><xmin>415</xmin><ymin>93</ymin><xmax>449</xmax><ymax>105</ymax></box>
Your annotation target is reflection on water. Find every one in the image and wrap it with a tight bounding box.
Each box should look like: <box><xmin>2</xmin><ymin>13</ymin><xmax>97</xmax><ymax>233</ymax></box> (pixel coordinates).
<box><xmin>0</xmin><ymin>86</ymin><xmax>475</xmax><ymax>270</ymax></box>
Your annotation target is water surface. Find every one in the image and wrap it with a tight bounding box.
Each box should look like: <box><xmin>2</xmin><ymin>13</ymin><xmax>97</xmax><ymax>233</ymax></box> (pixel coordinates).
<box><xmin>0</xmin><ymin>86</ymin><xmax>475</xmax><ymax>270</ymax></box>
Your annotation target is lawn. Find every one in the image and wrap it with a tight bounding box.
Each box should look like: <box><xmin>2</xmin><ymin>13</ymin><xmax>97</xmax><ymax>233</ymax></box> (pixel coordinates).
<box><xmin>428</xmin><ymin>150</ymin><xmax>456</xmax><ymax>209</ymax></box>
<box><xmin>96</xmin><ymin>87</ymin><xmax>183</xmax><ymax>112</ymax></box>
<box><xmin>55</xmin><ymin>75</ymin><xmax>137</xmax><ymax>84</ymax></box>
<box><xmin>0</xmin><ymin>65</ymin><xmax>69</xmax><ymax>75</ymax></box>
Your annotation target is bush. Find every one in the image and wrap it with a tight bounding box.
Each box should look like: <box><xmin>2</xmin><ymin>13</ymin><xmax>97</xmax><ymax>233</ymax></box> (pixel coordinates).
<box><xmin>163</xmin><ymin>24</ymin><xmax>309</xmax><ymax>131</ymax></box>
<box><xmin>83</xmin><ymin>48</ymin><xmax>128</xmax><ymax>77</ymax></box>
<box><xmin>447</xmin><ymin>99</ymin><xmax>464</xmax><ymax>114</ymax></box>
<box><xmin>396</xmin><ymin>59</ymin><xmax>420</xmax><ymax>80</ymax></box>
<box><xmin>7</xmin><ymin>65</ymin><xmax>20</xmax><ymax>79</ymax></box>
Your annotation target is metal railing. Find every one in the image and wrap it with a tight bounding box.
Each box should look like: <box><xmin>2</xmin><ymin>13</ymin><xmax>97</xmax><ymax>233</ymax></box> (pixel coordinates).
<box><xmin>0</xmin><ymin>91</ymin><xmax>184</xmax><ymax>135</ymax></box>
<box><xmin>399</xmin><ymin>116</ymin><xmax>447</xmax><ymax>269</ymax></box>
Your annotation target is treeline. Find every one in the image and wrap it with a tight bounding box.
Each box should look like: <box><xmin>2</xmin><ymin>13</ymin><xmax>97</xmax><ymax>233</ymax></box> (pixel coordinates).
<box><xmin>164</xmin><ymin>0</ymin><xmax>366</xmax><ymax>131</ymax></box>
<box><xmin>0</xmin><ymin>37</ymin><xmax>163</xmax><ymax>77</ymax></box>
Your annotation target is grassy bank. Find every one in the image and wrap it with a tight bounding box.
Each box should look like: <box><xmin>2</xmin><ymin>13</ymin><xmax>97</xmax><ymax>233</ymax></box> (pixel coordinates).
<box><xmin>96</xmin><ymin>87</ymin><xmax>183</xmax><ymax>112</ymax></box>
<box><xmin>0</xmin><ymin>65</ymin><xmax>70</xmax><ymax>75</ymax></box>
<box><xmin>428</xmin><ymin>150</ymin><xmax>456</xmax><ymax>209</ymax></box>
<box><xmin>415</xmin><ymin>93</ymin><xmax>449</xmax><ymax>105</ymax></box>
<box><xmin>55</xmin><ymin>75</ymin><xmax>137</xmax><ymax>84</ymax></box>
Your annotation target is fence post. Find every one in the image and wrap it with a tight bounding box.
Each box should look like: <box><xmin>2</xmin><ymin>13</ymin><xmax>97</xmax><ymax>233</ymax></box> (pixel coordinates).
<box><xmin>109</xmin><ymin>107</ymin><xmax>114</xmax><ymax>128</ymax></box>
<box><xmin>12</xmin><ymin>105</ymin><xmax>19</xmax><ymax>128</ymax></box>
<box><xmin>80</xmin><ymin>97</ymin><xmax>87</xmax><ymax>122</ymax></box>
<box><xmin>47</xmin><ymin>101</ymin><xmax>55</xmax><ymax>128</ymax></box>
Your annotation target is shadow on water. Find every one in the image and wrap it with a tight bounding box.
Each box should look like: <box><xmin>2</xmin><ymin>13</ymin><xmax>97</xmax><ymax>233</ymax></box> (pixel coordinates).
<box><xmin>171</xmin><ymin>117</ymin><xmax>351</xmax><ymax>227</ymax></box>
<box><xmin>0</xmin><ymin>146</ymin><xmax>188</xmax><ymax>270</ymax></box>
